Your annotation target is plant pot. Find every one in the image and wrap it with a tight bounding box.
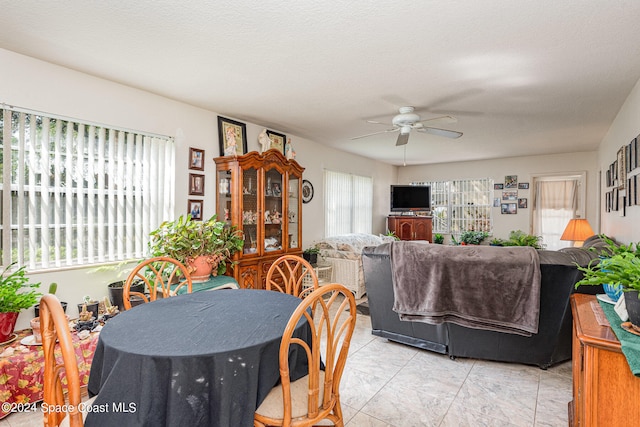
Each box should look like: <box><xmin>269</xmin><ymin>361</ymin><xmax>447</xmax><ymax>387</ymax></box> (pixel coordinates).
<box><xmin>302</xmin><ymin>253</ymin><xmax>318</xmax><ymax>266</ymax></box>
<box><xmin>187</xmin><ymin>255</ymin><xmax>217</xmax><ymax>283</ymax></box>
<box><xmin>77</xmin><ymin>302</ymin><xmax>99</xmax><ymax>321</ymax></box>
<box><xmin>34</xmin><ymin>302</ymin><xmax>67</xmax><ymax>318</ymax></box>
<box><xmin>30</xmin><ymin>317</ymin><xmax>42</xmax><ymax>344</ymax></box>
<box><xmin>625</xmin><ymin>291</ymin><xmax>640</xmax><ymax>326</ymax></box>
<box><xmin>603</xmin><ymin>283</ymin><xmax>623</xmax><ymax>302</ymax></box>
<box><xmin>0</xmin><ymin>312</ymin><xmax>19</xmax><ymax>343</ymax></box>
<box><xmin>108</xmin><ymin>280</ymin><xmax>146</xmax><ymax>312</ymax></box>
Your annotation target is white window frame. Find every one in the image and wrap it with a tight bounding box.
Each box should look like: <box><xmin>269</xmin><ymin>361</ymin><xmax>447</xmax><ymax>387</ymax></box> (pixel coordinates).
<box><xmin>324</xmin><ymin>170</ymin><xmax>373</xmax><ymax>236</ymax></box>
<box><xmin>1</xmin><ymin>106</ymin><xmax>175</xmax><ymax>271</ymax></box>
<box><xmin>421</xmin><ymin>178</ymin><xmax>494</xmax><ymax>236</ymax></box>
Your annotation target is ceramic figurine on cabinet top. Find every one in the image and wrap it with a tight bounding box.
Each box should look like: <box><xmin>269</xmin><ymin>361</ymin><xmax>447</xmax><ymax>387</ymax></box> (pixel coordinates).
<box><xmin>258</xmin><ymin>129</ymin><xmax>271</xmax><ymax>153</ymax></box>
<box><xmin>285</xmin><ymin>138</ymin><xmax>296</xmax><ymax>160</ymax></box>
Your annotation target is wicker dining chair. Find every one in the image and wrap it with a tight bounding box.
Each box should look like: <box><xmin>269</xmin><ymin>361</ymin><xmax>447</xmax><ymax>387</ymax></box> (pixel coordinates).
<box><xmin>265</xmin><ymin>255</ymin><xmax>320</xmax><ymax>298</ymax></box>
<box><xmin>41</xmin><ymin>294</ymin><xmax>96</xmax><ymax>427</ymax></box>
<box><xmin>254</xmin><ymin>283</ymin><xmax>357</xmax><ymax>427</ymax></box>
<box><xmin>122</xmin><ymin>256</ymin><xmax>193</xmax><ymax>310</ymax></box>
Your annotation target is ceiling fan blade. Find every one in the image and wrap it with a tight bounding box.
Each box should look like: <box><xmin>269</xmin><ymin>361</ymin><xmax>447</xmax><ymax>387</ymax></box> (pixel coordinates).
<box><xmin>366</xmin><ymin>120</ymin><xmax>393</xmax><ymax>126</ymax></box>
<box><xmin>418</xmin><ymin>115</ymin><xmax>458</xmax><ymax>124</ymax></box>
<box><xmin>418</xmin><ymin>127</ymin><xmax>463</xmax><ymax>139</ymax></box>
<box><xmin>350</xmin><ymin>127</ymin><xmax>399</xmax><ymax>140</ymax></box>
<box><xmin>396</xmin><ymin>133</ymin><xmax>410</xmax><ymax>146</ymax></box>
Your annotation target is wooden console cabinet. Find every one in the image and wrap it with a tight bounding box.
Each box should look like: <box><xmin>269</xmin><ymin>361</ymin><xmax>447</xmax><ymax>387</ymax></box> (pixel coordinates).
<box><xmin>387</xmin><ymin>216</ymin><xmax>432</xmax><ymax>242</ymax></box>
<box><xmin>570</xmin><ymin>294</ymin><xmax>640</xmax><ymax>426</ymax></box>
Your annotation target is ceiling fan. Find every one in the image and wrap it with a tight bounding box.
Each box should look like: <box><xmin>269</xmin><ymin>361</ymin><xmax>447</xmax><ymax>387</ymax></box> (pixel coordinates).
<box><xmin>351</xmin><ymin>106</ymin><xmax>463</xmax><ymax>146</ymax></box>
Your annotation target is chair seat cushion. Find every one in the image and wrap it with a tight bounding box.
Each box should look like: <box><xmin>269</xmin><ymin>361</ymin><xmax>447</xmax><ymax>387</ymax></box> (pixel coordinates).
<box><xmin>255</xmin><ymin>371</ymin><xmax>325</xmax><ymax>419</ymax></box>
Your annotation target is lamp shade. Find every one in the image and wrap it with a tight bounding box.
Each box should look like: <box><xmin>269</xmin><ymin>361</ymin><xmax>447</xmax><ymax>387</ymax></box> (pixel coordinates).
<box><xmin>560</xmin><ymin>218</ymin><xmax>595</xmax><ymax>242</ymax></box>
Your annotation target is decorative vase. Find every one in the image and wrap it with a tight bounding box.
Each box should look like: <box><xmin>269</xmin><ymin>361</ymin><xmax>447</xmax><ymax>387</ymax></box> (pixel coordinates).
<box><xmin>603</xmin><ymin>283</ymin><xmax>623</xmax><ymax>302</ymax></box>
<box><xmin>0</xmin><ymin>312</ymin><xmax>19</xmax><ymax>343</ymax></box>
<box><xmin>624</xmin><ymin>291</ymin><xmax>640</xmax><ymax>326</ymax></box>
<box><xmin>187</xmin><ymin>255</ymin><xmax>217</xmax><ymax>283</ymax></box>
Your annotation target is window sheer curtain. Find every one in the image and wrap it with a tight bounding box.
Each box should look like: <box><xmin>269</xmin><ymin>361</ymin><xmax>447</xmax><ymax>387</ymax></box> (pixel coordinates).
<box><xmin>532</xmin><ymin>179</ymin><xmax>577</xmax><ymax>250</ymax></box>
<box><xmin>324</xmin><ymin>170</ymin><xmax>372</xmax><ymax>236</ymax></box>
<box><xmin>1</xmin><ymin>107</ymin><xmax>175</xmax><ymax>270</ymax></box>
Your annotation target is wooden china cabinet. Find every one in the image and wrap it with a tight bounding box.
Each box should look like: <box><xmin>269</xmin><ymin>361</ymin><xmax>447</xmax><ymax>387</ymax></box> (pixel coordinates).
<box><xmin>214</xmin><ymin>149</ymin><xmax>304</xmax><ymax>289</ymax></box>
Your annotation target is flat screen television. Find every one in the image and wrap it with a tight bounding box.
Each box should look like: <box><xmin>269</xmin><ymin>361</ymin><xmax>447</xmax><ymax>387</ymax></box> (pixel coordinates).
<box><xmin>390</xmin><ymin>185</ymin><xmax>431</xmax><ymax>212</ymax></box>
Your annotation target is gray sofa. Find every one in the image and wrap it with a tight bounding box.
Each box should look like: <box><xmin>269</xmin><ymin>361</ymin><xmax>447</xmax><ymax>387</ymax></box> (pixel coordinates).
<box><xmin>361</xmin><ymin>237</ymin><xmax>606</xmax><ymax>368</ymax></box>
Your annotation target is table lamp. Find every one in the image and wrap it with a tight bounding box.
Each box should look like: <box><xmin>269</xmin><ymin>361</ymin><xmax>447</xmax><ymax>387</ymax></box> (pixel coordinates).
<box><xmin>560</xmin><ymin>218</ymin><xmax>594</xmax><ymax>247</ymax></box>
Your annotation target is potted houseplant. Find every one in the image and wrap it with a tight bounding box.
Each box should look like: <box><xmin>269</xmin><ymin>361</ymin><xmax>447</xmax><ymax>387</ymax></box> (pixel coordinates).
<box><xmin>501</xmin><ymin>230</ymin><xmax>546</xmax><ymax>249</ymax></box>
<box><xmin>0</xmin><ymin>263</ymin><xmax>41</xmax><ymax>343</ymax></box>
<box><xmin>149</xmin><ymin>214</ymin><xmax>244</xmax><ymax>282</ymax></box>
<box><xmin>489</xmin><ymin>238</ymin><xmax>504</xmax><ymax>246</ymax></box>
<box><xmin>458</xmin><ymin>231</ymin><xmax>489</xmax><ymax>245</ymax></box>
<box><xmin>433</xmin><ymin>233</ymin><xmax>444</xmax><ymax>244</ymax></box>
<box><xmin>34</xmin><ymin>282</ymin><xmax>68</xmax><ymax>317</ymax></box>
<box><xmin>302</xmin><ymin>245</ymin><xmax>320</xmax><ymax>266</ymax></box>
<box><xmin>576</xmin><ymin>239</ymin><xmax>640</xmax><ymax>325</ymax></box>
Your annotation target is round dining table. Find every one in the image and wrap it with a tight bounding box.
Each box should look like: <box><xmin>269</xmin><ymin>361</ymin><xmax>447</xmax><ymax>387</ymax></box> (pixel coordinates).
<box><xmin>86</xmin><ymin>289</ymin><xmax>310</xmax><ymax>427</ymax></box>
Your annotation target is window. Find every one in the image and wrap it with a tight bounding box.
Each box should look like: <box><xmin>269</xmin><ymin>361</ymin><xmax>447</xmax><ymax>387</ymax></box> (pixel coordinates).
<box><xmin>0</xmin><ymin>107</ymin><xmax>175</xmax><ymax>270</ymax></box>
<box><xmin>422</xmin><ymin>178</ymin><xmax>493</xmax><ymax>235</ymax></box>
<box><xmin>324</xmin><ymin>170</ymin><xmax>372</xmax><ymax>236</ymax></box>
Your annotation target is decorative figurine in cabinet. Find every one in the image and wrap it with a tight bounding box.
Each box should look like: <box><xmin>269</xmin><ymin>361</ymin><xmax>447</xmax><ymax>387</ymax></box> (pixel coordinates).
<box><xmin>214</xmin><ymin>149</ymin><xmax>304</xmax><ymax>289</ymax></box>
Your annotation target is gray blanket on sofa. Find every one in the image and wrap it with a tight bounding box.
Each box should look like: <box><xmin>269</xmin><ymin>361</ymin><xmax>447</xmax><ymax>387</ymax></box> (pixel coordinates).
<box><xmin>390</xmin><ymin>241</ymin><xmax>541</xmax><ymax>336</ymax></box>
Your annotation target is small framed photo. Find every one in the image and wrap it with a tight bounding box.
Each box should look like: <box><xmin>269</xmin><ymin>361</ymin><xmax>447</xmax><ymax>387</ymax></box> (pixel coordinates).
<box><xmin>272</xmin><ymin>182</ymin><xmax>282</xmax><ymax>197</ymax></box>
<box><xmin>501</xmin><ymin>203</ymin><xmax>517</xmax><ymax>214</ymax></box>
<box><xmin>189</xmin><ymin>173</ymin><xmax>205</xmax><ymax>196</ymax></box>
<box><xmin>189</xmin><ymin>148</ymin><xmax>205</xmax><ymax>171</ymax></box>
<box><xmin>518</xmin><ymin>198</ymin><xmax>528</xmax><ymax>209</ymax></box>
<box><xmin>617</xmin><ymin>146</ymin><xmax>627</xmax><ymax>190</ymax></box>
<box><xmin>493</xmin><ymin>198</ymin><xmax>500</xmax><ymax>207</ymax></box>
<box><xmin>502</xmin><ymin>190</ymin><xmax>518</xmax><ymax>201</ymax></box>
<box><xmin>266</xmin><ymin>130</ymin><xmax>286</xmax><ymax>154</ymax></box>
<box><xmin>494</xmin><ymin>183</ymin><xmax>504</xmax><ymax>190</ymax></box>
<box><xmin>218</xmin><ymin>116</ymin><xmax>248</xmax><ymax>157</ymax></box>
<box><xmin>188</xmin><ymin>199</ymin><xmax>203</xmax><ymax>220</ymax></box>
<box><xmin>518</xmin><ymin>182</ymin><xmax>529</xmax><ymax>190</ymax></box>
<box><xmin>505</xmin><ymin>175</ymin><xmax>518</xmax><ymax>188</ymax></box>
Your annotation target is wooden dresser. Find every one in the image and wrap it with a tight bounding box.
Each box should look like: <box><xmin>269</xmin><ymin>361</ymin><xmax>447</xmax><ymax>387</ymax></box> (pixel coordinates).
<box><xmin>570</xmin><ymin>294</ymin><xmax>640</xmax><ymax>426</ymax></box>
<box><xmin>387</xmin><ymin>215</ymin><xmax>432</xmax><ymax>242</ymax></box>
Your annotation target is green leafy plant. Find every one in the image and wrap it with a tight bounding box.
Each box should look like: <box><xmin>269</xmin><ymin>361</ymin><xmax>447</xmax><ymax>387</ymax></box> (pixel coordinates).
<box><xmin>433</xmin><ymin>233</ymin><xmax>444</xmax><ymax>244</ymax></box>
<box><xmin>576</xmin><ymin>251</ymin><xmax>640</xmax><ymax>292</ymax></box>
<box><xmin>384</xmin><ymin>230</ymin><xmax>400</xmax><ymax>241</ymax></box>
<box><xmin>149</xmin><ymin>214</ymin><xmax>244</xmax><ymax>276</ymax></box>
<box><xmin>501</xmin><ymin>230</ymin><xmax>545</xmax><ymax>249</ymax></box>
<box><xmin>0</xmin><ymin>263</ymin><xmax>41</xmax><ymax>313</ymax></box>
<box><xmin>458</xmin><ymin>231</ymin><xmax>489</xmax><ymax>245</ymax></box>
<box><xmin>303</xmin><ymin>246</ymin><xmax>320</xmax><ymax>255</ymax></box>
<box><xmin>490</xmin><ymin>238</ymin><xmax>504</xmax><ymax>246</ymax></box>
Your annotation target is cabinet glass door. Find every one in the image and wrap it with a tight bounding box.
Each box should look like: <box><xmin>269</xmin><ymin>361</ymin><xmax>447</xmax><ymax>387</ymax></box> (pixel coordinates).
<box><xmin>264</xmin><ymin>168</ymin><xmax>284</xmax><ymax>253</ymax></box>
<box><xmin>242</xmin><ymin>167</ymin><xmax>258</xmax><ymax>255</ymax></box>
<box><xmin>217</xmin><ymin>169</ymin><xmax>232</xmax><ymax>225</ymax></box>
<box><xmin>288</xmin><ymin>176</ymin><xmax>300</xmax><ymax>249</ymax></box>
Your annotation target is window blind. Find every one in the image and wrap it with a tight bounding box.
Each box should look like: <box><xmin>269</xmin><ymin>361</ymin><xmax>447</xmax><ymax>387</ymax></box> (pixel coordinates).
<box><xmin>0</xmin><ymin>107</ymin><xmax>175</xmax><ymax>270</ymax></box>
<box><xmin>324</xmin><ymin>170</ymin><xmax>372</xmax><ymax>236</ymax></box>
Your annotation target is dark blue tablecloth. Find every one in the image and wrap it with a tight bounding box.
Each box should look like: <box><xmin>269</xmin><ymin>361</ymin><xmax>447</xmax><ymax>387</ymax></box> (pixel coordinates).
<box><xmin>86</xmin><ymin>289</ymin><xmax>309</xmax><ymax>427</ymax></box>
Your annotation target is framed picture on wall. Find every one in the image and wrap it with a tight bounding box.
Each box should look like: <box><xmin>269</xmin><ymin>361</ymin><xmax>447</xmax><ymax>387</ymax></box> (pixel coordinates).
<box><xmin>518</xmin><ymin>198</ymin><xmax>528</xmax><ymax>209</ymax></box>
<box><xmin>504</xmin><ymin>175</ymin><xmax>518</xmax><ymax>188</ymax></box>
<box><xmin>518</xmin><ymin>182</ymin><xmax>529</xmax><ymax>190</ymax></box>
<box><xmin>266</xmin><ymin>130</ymin><xmax>286</xmax><ymax>154</ymax></box>
<box><xmin>218</xmin><ymin>116</ymin><xmax>248</xmax><ymax>157</ymax></box>
<box><xmin>189</xmin><ymin>173</ymin><xmax>205</xmax><ymax>196</ymax></box>
<box><xmin>188</xmin><ymin>199</ymin><xmax>203</xmax><ymax>220</ymax></box>
<box><xmin>189</xmin><ymin>148</ymin><xmax>205</xmax><ymax>170</ymax></box>
<box><xmin>501</xmin><ymin>203</ymin><xmax>517</xmax><ymax>214</ymax></box>
<box><xmin>617</xmin><ymin>146</ymin><xmax>626</xmax><ymax>190</ymax></box>
<box><xmin>502</xmin><ymin>190</ymin><xmax>518</xmax><ymax>201</ymax></box>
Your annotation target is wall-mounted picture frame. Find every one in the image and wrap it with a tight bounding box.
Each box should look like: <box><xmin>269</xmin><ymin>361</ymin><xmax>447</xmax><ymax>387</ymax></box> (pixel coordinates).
<box><xmin>218</xmin><ymin>116</ymin><xmax>248</xmax><ymax>157</ymax></box>
<box><xmin>494</xmin><ymin>183</ymin><xmax>504</xmax><ymax>190</ymax></box>
<box><xmin>188</xmin><ymin>199</ymin><xmax>203</xmax><ymax>220</ymax></box>
<box><xmin>502</xmin><ymin>190</ymin><xmax>518</xmax><ymax>201</ymax></box>
<box><xmin>518</xmin><ymin>182</ymin><xmax>529</xmax><ymax>190</ymax></box>
<box><xmin>189</xmin><ymin>147</ymin><xmax>205</xmax><ymax>171</ymax></box>
<box><xmin>189</xmin><ymin>173</ymin><xmax>205</xmax><ymax>196</ymax></box>
<box><xmin>493</xmin><ymin>198</ymin><xmax>500</xmax><ymax>207</ymax></box>
<box><xmin>266</xmin><ymin>130</ymin><xmax>286</xmax><ymax>154</ymax></box>
<box><xmin>617</xmin><ymin>146</ymin><xmax>627</xmax><ymax>190</ymax></box>
<box><xmin>505</xmin><ymin>175</ymin><xmax>518</xmax><ymax>188</ymax></box>
<box><xmin>501</xmin><ymin>203</ymin><xmax>517</xmax><ymax>214</ymax></box>
<box><xmin>518</xmin><ymin>198</ymin><xmax>528</xmax><ymax>209</ymax></box>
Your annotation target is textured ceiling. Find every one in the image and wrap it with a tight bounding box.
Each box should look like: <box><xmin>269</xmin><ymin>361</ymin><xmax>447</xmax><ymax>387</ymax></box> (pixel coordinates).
<box><xmin>2</xmin><ymin>1</ymin><xmax>640</xmax><ymax>165</ymax></box>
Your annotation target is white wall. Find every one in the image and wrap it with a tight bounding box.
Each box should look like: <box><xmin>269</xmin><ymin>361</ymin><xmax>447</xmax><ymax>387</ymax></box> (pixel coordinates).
<box><xmin>598</xmin><ymin>77</ymin><xmax>640</xmax><ymax>244</ymax></box>
<box><xmin>397</xmin><ymin>152</ymin><xmax>599</xmax><ymax>241</ymax></box>
<box><xmin>1</xmin><ymin>48</ymin><xmax>394</xmax><ymax>328</ymax></box>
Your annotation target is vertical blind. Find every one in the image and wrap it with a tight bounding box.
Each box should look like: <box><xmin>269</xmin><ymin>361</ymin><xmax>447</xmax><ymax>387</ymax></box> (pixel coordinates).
<box><xmin>1</xmin><ymin>107</ymin><xmax>175</xmax><ymax>270</ymax></box>
<box><xmin>324</xmin><ymin>170</ymin><xmax>372</xmax><ymax>236</ymax></box>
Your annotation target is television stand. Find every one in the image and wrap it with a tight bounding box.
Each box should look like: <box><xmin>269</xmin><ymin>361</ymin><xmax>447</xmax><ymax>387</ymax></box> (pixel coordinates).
<box><xmin>387</xmin><ymin>215</ymin><xmax>432</xmax><ymax>242</ymax></box>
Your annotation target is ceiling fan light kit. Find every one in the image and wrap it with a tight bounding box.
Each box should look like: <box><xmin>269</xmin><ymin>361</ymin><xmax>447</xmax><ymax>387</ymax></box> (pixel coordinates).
<box><xmin>351</xmin><ymin>106</ymin><xmax>463</xmax><ymax>145</ymax></box>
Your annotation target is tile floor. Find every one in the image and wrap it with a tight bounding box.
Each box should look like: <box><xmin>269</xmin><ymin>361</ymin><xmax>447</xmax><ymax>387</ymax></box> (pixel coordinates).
<box><xmin>0</xmin><ymin>308</ymin><xmax>572</xmax><ymax>427</ymax></box>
